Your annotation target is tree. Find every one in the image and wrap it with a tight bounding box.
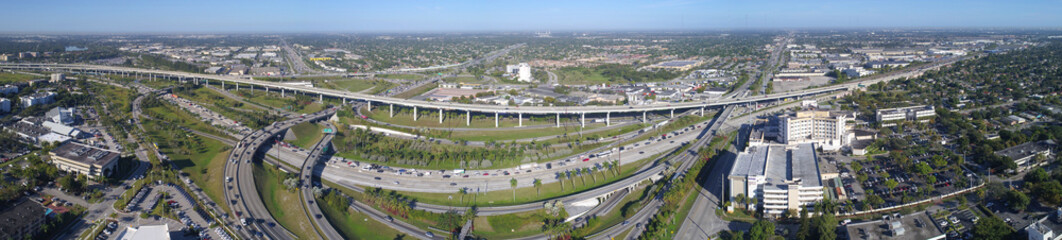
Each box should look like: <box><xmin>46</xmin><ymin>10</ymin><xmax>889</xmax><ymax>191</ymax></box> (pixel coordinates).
<box><xmin>58</xmin><ymin>175</ymin><xmax>77</xmax><ymax>193</ymax></box>
<box><xmin>972</xmin><ymin>216</ymin><xmax>1014</xmax><ymax>240</ymax></box>
<box><xmin>796</xmin><ymin>208</ymin><xmax>811</xmax><ymax>240</ymax></box>
<box><xmin>556</xmin><ymin>172</ymin><xmax>565</xmax><ymax>191</ymax></box>
<box><xmin>458</xmin><ymin>188</ymin><xmax>467</xmax><ymax>205</ymax></box>
<box><xmin>812</xmin><ymin>213</ymin><xmax>837</xmax><ymax>240</ymax></box>
<box><xmin>1035</xmin><ymin>180</ymin><xmax>1062</xmax><ymax>205</ymax></box>
<box><xmin>1007</xmin><ymin>190</ymin><xmax>1029</xmax><ymax>212</ymax></box>
<box><xmin>748</xmin><ymin>219</ymin><xmax>776</xmax><ymax>240</ymax></box>
<box><xmin>1024</xmin><ymin>168</ymin><xmax>1050</xmax><ymax>183</ymax></box>
<box><xmin>533</xmin><ymin>179</ymin><xmax>542</xmax><ymax>197</ymax></box>
<box><xmin>510</xmin><ymin>178</ymin><xmax>518</xmax><ymax>202</ymax></box>
<box><xmin>884</xmin><ymin>179</ymin><xmax>899</xmax><ymax>194</ymax></box>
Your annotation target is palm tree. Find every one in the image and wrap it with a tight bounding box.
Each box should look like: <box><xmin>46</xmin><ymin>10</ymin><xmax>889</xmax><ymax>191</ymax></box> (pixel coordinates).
<box><xmin>613</xmin><ymin>160</ymin><xmax>621</xmax><ymax>176</ymax></box>
<box><xmin>556</xmin><ymin>172</ymin><xmax>565</xmax><ymax>191</ymax></box>
<box><xmin>533</xmin><ymin>179</ymin><xmax>543</xmax><ymax>197</ymax></box>
<box><xmin>458</xmin><ymin>188</ymin><xmax>467</xmax><ymax>205</ymax></box>
<box><xmin>510</xmin><ymin>178</ymin><xmax>518</xmax><ymax>202</ymax></box>
<box><xmin>584</xmin><ymin>168</ymin><xmax>594</xmax><ymax>184</ymax></box>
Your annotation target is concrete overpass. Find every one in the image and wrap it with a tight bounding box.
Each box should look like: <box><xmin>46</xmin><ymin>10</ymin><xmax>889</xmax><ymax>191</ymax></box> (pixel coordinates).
<box><xmin>1</xmin><ymin>63</ymin><xmax>876</xmax><ymax>127</ymax></box>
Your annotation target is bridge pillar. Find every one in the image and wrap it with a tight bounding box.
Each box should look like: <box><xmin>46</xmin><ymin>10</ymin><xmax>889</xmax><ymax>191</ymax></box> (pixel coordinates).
<box><xmin>643</xmin><ymin>111</ymin><xmax>647</xmax><ymax>122</ymax></box>
<box><xmin>367</xmin><ymin>101</ymin><xmax>372</xmax><ymax>111</ymax></box>
<box><xmin>319</xmin><ymin>94</ymin><xmax>323</xmax><ymax>103</ymax></box>
<box><xmin>518</xmin><ymin>113</ymin><xmax>522</xmax><ymax>127</ymax></box>
<box><xmin>413</xmin><ymin>106</ymin><xmax>418</xmax><ymax>121</ymax></box>
<box><xmin>390</xmin><ymin>104</ymin><xmax>394</xmax><ymax>118</ymax></box>
<box><xmin>439</xmin><ymin>108</ymin><xmax>443</xmax><ymax>124</ymax></box>
<box><xmin>281</xmin><ymin>88</ymin><xmax>285</xmax><ymax>97</ymax></box>
<box><xmin>235</xmin><ymin>82</ymin><xmax>239</xmax><ymax>91</ymax></box>
<box><xmin>700</xmin><ymin>107</ymin><xmax>705</xmax><ymax>117</ymax></box>
<box><xmin>495</xmin><ymin>112</ymin><xmax>499</xmax><ymax>128</ymax></box>
<box><xmin>581</xmin><ymin>113</ymin><xmax>585</xmax><ymax>128</ymax></box>
<box><xmin>606</xmin><ymin>112</ymin><xmax>610</xmax><ymax>126</ymax></box>
<box><xmin>670</xmin><ymin>109</ymin><xmax>674</xmax><ymax>119</ymax></box>
<box><xmin>556</xmin><ymin>113</ymin><xmax>560</xmax><ymax>128</ymax></box>
<box><xmin>467</xmin><ymin>110</ymin><xmax>471</xmax><ymax>126</ymax></box>
<box><xmin>221</xmin><ymin>81</ymin><xmax>225</xmax><ymax>89</ymax></box>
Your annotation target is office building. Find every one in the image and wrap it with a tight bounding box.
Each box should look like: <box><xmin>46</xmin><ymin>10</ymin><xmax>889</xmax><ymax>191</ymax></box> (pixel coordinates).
<box><xmin>48</xmin><ymin>142</ymin><xmax>120</xmax><ymax>177</ymax></box>
<box><xmin>779</xmin><ymin>110</ymin><xmax>848</xmax><ymax>151</ymax></box>
<box><xmin>0</xmin><ymin>198</ymin><xmax>47</xmax><ymax>240</ymax></box>
<box><xmin>506</xmin><ymin>63</ymin><xmax>533</xmax><ymax>82</ymax></box>
<box><xmin>876</xmin><ymin>105</ymin><xmax>935</xmax><ymax>127</ymax></box>
<box><xmin>728</xmin><ymin>143</ymin><xmax>824</xmax><ymax>215</ymax></box>
<box><xmin>19</xmin><ymin>91</ymin><xmax>56</xmax><ymax>108</ymax></box>
<box><xmin>49</xmin><ymin>73</ymin><xmax>65</xmax><ymax>83</ymax></box>
<box><xmin>996</xmin><ymin>140</ymin><xmax>1056</xmax><ymax>172</ymax></box>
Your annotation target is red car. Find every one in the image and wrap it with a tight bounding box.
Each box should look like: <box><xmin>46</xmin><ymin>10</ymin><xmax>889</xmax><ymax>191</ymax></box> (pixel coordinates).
<box><xmin>583</xmin><ymin>158</ymin><xmax>590</xmax><ymax>162</ymax></box>
<box><xmin>483</xmin><ymin>173</ymin><xmax>489</xmax><ymax>176</ymax></box>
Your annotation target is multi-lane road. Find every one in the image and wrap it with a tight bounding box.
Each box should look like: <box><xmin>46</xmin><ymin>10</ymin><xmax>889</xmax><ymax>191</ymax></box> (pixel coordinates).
<box><xmin>0</xmin><ymin>59</ymin><xmax>944</xmax><ymax>116</ymax></box>
<box><xmin>224</xmin><ymin>108</ymin><xmax>336</xmax><ymax>240</ymax></box>
<box><xmin>298</xmin><ymin>121</ymin><xmax>344</xmax><ymax>240</ymax></box>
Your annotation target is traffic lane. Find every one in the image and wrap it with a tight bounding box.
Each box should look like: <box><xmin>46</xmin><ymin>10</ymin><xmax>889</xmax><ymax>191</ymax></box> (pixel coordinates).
<box><xmin>319</xmin><ymin>120</ymin><xmax>707</xmax><ymax>193</ymax></box>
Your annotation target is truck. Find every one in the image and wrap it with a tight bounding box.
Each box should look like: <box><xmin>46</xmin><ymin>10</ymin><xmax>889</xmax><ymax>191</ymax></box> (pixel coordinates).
<box><xmin>452</xmin><ymin>169</ymin><xmax>465</xmax><ymax>174</ymax></box>
<box><xmin>518</xmin><ymin>163</ymin><xmax>538</xmax><ymax>170</ymax></box>
<box><xmin>226</xmin><ymin>177</ymin><xmax>233</xmax><ymax>183</ymax></box>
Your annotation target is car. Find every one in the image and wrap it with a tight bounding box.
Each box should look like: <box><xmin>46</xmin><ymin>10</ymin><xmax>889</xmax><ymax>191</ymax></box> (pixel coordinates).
<box><xmin>315</xmin><ymin>214</ymin><xmax>322</xmax><ymax>219</ymax></box>
<box><xmin>394</xmin><ymin>181</ymin><xmax>400</xmax><ymax>185</ymax></box>
<box><xmin>443</xmin><ymin>175</ymin><xmax>451</xmax><ymax>178</ymax></box>
<box><xmin>939</xmin><ymin>220</ymin><xmax>948</xmax><ymax>227</ymax></box>
<box><xmin>483</xmin><ymin>173</ymin><xmax>489</xmax><ymax>176</ymax></box>
<box><xmin>425</xmin><ymin>231</ymin><xmax>434</xmax><ymax>238</ymax></box>
<box><xmin>387</xmin><ymin>216</ymin><xmax>393</xmax><ymax>222</ymax></box>
<box><xmin>450</xmin><ymin>183</ymin><xmax>457</xmax><ymax>186</ymax></box>
<box><xmin>639</xmin><ymin>151</ymin><xmax>644</xmax><ymax>154</ymax></box>
<box><xmin>463</xmin><ymin>175</ymin><xmax>469</xmax><ymax>178</ymax></box>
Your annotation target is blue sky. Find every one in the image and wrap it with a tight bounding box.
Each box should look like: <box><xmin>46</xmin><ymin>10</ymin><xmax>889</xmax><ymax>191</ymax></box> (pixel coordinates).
<box><xmin>3</xmin><ymin>0</ymin><xmax>1061</xmax><ymax>33</ymax></box>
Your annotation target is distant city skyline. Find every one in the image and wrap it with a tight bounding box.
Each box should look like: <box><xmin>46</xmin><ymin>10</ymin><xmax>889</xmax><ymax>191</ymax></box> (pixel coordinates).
<box><xmin>3</xmin><ymin>0</ymin><xmax>1062</xmax><ymax>33</ymax></box>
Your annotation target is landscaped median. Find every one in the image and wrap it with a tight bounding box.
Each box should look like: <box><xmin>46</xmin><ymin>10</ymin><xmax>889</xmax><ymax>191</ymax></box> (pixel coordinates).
<box><xmin>393</xmin><ymin>155</ymin><xmax>656</xmax><ymax>207</ymax></box>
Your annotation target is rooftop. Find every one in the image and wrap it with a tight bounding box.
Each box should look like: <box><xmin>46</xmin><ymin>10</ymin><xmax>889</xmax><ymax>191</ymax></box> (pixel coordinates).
<box><xmin>995</xmin><ymin>140</ymin><xmax>1055</xmax><ymax>161</ymax></box>
<box><xmin>0</xmin><ymin>198</ymin><xmax>45</xmax><ymax>237</ymax></box>
<box><xmin>118</xmin><ymin>224</ymin><xmax>171</xmax><ymax>240</ymax></box>
<box><xmin>844</xmin><ymin>212</ymin><xmax>944</xmax><ymax>240</ymax></box>
<box><xmin>731</xmin><ymin>143</ymin><xmax>822</xmax><ymax>189</ymax></box>
<box><xmin>50</xmin><ymin>141</ymin><xmax>120</xmax><ymax>166</ymax></box>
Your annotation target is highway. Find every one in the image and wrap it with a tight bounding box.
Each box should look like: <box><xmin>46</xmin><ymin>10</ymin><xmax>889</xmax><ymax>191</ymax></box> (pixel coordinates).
<box><xmin>297</xmin><ymin>121</ymin><xmax>343</xmax><ymax>240</ymax></box>
<box><xmin>590</xmin><ymin>106</ymin><xmax>734</xmax><ymax>240</ymax></box>
<box><xmin>0</xmin><ymin>57</ymin><xmax>952</xmax><ymax>116</ymax></box>
<box><xmin>224</xmin><ymin>108</ymin><xmax>336</xmax><ymax>240</ymax></box>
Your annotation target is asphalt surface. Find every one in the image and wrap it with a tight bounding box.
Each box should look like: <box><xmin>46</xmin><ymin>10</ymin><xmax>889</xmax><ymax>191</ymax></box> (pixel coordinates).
<box><xmin>297</xmin><ymin>121</ymin><xmax>344</xmax><ymax>240</ymax></box>
<box><xmin>223</xmin><ymin>108</ymin><xmax>336</xmax><ymax>240</ymax></box>
<box><xmin>0</xmin><ymin>62</ymin><xmax>924</xmax><ymax>115</ymax></box>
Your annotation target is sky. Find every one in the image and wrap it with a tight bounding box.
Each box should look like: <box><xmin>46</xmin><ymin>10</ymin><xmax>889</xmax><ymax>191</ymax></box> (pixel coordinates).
<box><xmin>3</xmin><ymin>0</ymin><xmax>1061</xmax><ymax>33</ymax></box>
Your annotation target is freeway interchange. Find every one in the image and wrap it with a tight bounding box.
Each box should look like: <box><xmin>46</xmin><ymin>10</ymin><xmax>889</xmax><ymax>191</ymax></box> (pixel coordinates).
<box><xmin>11</xmin><ymin>54</ymin><xmax>969</xmax><ymax>240</ymax></box>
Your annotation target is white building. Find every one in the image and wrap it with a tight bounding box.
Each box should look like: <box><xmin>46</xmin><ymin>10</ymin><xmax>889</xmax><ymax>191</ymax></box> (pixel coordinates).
<box><xmin>779</xmin><ymin>110</ymin><xmax>848</xmax><ymax>151</ymax></box>
<box><xmin>118</xmin><ymin>224</ymin><xmax>170</xmax><ymax>240</ymax></box>
<box><xmin>1026</xmin><ymin>208</ymin><xmax>1062</xmax><ymax>240</ymax></box>
<box><xmin>46</xmin><ymin>107</ymin><xmax>77</xmax><ymax>125</ymax></box>
<box><xmin>506</xmin><ymin>63</ymin><xmax>533</xmax><ymax>82</ymax></box>
<box><xmin>50</xmin><ymin>73</ymin><xmax>65</xmax><ymax>83</ymax></box>
<box><xmin>728</xmin><ymin>143</ymin><xmax>824</xmax><ymax>215</ymax></box>
<box><xmin>0</xmin><ymin>85</ymin><xmax>17</xmax><ymax>95</ymax></box>
<box><xmin>19</xmin><ymin>91</ymin><xmax>56</xmax><ymax>108</ymax></box>
<box><xmin>876</xmin><ymin>105</ymin><xmax>935</xmax><ymax>127</ymax></box>
<box><xmin>0</xmin><ymin>98</ymin><xmax>9</xmax><ymax>113</ymax></box>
